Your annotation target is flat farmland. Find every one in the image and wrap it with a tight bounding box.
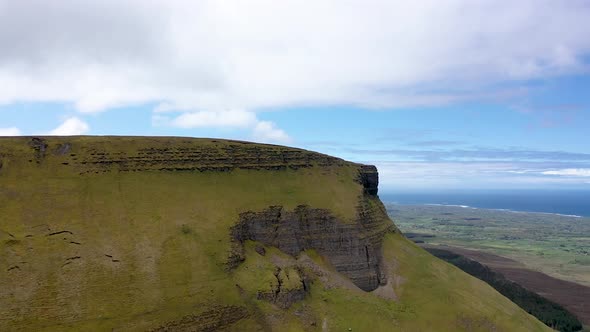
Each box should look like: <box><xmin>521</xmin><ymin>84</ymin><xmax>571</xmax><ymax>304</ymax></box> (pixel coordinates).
<box><xmin>387</xmin><ymin>203</ymin><xmax>590</xmax><ymax>326</ymax></box>
<box><xmin>422</xmin><ymin>244</ymin><xmax>590</xmax><ymax>325</ymax></box>
<box><xmin>387</xmin><ymin>204</ymin><xmax>590</xmax><ymax>287</ymax></box>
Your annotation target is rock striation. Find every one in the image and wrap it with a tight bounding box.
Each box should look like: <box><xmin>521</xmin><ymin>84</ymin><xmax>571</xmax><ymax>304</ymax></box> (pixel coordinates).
<box><xmin>231</xmin><ymin>197</ymin><xmax>394</xmax><ymax>292</ymax></box>
<box><xmin>359</xmin><ymin>164</ymin><xmax>379</xmax><ymax>196</ymax></box>
<box><xmin>21</xmin><ymin>137</ymin><xmax>348</xmax><ymax>174</ymax></box>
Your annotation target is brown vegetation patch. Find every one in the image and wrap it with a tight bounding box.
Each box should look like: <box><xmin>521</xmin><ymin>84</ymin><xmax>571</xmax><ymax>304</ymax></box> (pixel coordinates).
<box><xmin>425</xmin><ymin>244</ymin><xmax>590</xmax><ymax>325</ymax></box>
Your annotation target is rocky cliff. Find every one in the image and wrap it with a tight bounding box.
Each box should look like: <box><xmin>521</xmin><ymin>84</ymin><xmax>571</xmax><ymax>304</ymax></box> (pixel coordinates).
<box><xmin>231</xmin><ymin>201</ymin><xmax>393</xmax><ymax>292</ymax></box>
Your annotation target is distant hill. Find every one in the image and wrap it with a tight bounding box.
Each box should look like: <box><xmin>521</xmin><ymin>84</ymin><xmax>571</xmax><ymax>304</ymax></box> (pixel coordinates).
<box><xmin>0</xmin><ymin>137</ymin><xmax>549</xmax><ymax>331</ymax></box>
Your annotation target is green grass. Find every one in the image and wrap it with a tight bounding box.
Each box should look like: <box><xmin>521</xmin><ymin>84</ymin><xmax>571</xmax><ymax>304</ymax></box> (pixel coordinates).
<box><xmin>0</xmin><ymin>137</ymin><xmax>549</xmax><ymax>331</ymax></box>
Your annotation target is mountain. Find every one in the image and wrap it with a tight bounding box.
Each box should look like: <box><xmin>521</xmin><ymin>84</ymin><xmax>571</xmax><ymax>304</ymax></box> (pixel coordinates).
<box><xmin>0</xmin><ymin>137</ymin><xmax>548</xmax><ymax>331</ymax></box>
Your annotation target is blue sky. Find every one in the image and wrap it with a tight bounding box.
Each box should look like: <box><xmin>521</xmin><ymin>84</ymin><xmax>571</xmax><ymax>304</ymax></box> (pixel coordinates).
<box><xmin>1</xmin><ymin>1</ymin><xmax>590</xmax><ymax>191</ymax></box>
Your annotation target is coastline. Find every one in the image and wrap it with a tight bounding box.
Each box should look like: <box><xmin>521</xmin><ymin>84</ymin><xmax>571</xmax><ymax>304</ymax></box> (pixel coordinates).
<box><xmin>419</xmin><ymin>203</ymin><xmax>584</xmax><ymax>219</ymax></box>
<box><xmin>380</xmin><ymin>190</ymin><xmax>590</xmax><ymax>218</ymax></box>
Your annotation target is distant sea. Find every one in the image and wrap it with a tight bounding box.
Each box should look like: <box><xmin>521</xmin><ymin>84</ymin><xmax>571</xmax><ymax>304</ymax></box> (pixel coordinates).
<box><xmin>379</xmin><ymin>190</ymin><xmax>590</xmax><ymax>218</ymax></box>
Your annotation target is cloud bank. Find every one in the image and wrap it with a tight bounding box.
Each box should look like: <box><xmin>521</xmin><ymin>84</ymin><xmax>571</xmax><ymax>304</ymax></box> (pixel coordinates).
<box><xmin>373</xmin><ymin>161</ymin><xmax>590</xmax><ymax>190</ymax></box>
<box><xmin>1</xmin><ymin>1</ymin><xmax>589</xmax><ymax>128</ymax></box>
<box><xmin>153</xmin><ymin>109</ymin><xmax>291</xmax><ymax>143</ymax></box>
<box><xmin>542</xmin><ymin>168</ymin><xmax>590</xmax><ymax>177</ymax></box>
<box><xmin>313</xmin><ymin>143</ymin><xmax>590</xmax><ymax>189</ymax></box>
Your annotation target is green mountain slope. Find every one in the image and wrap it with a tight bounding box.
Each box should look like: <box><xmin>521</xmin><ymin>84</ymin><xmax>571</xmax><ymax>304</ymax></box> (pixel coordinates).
<box><xmin>0</xmin><ymin>137</ymin><xmax>549</xmax><ymax>331</ymax></box>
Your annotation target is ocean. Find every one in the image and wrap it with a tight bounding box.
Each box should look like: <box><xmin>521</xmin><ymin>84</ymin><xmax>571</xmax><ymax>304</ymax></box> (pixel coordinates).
<box><xmin>379</xmin><ymin>190</ymin><xmax>590</xmax><ymax>218</ymax></box>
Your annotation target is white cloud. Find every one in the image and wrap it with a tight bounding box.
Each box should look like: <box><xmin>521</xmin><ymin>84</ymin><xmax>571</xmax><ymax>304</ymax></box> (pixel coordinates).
<box><xmin>542</xmin><ymin>168</ymin><xmax>590</xmax><ymax>177</ymax></box>
<box><xmin>169</xmin><ymin>109</ymin><xmax>257</xmax><ymax>128</ymax></box>
<box><xmin>49</xmin><ymin>117</ymin><xmax>89</xmax><ymax>136</ymax></box>
<box><xmin>0</xmin><ymin>0</ymin><xmax>589</xmax><ymax>115</ymax></box>
<box><xmin>252</xmin><ymin>121</ymin><xmax>291</xmax><ymax>144</ymax></box>
<box><xmin>0</xmin><ymin>127</ymin><xmax>21</xmax><ymax>136</ymax></box>
<box><xmin>155</xmin><ymin>110</ymin><xmax>291</xmax><ymax>144</ymax></box>
<box><xmin>374</xmin><ymin>161</ymin><xmax>515</xmax><ymax>189</ymax></box>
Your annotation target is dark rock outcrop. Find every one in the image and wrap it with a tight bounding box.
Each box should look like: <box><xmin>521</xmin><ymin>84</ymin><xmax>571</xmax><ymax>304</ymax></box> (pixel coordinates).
<box><xmin>255</xmin><ymin>245</ymin><xmax>266</xmax><ymax>256</ymax></box>
<box><xmin>359</xmin><ymin>165</ymin><xmax>379</xmax><ymax>196</ymax></box>
<box><xmin>231</xmin><ymin>198</ymin><xmax>393</xmax><ymax>292</ymax></box>
<box><xmin>54</xmin><ymin>143</ymin><xmax>72</xmax><ymax>156</ymax></box>
<box><xmin>29</xmin><ymin>137</ymin><xmax>48</xmax><ymax>162</ymax></box>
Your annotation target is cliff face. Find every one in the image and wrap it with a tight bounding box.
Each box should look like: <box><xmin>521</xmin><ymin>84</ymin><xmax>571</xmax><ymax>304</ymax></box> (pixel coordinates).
<box><xmin>0</xmin><ymin>137</ymin><xmax>550</xmax><ymax>331</ymax></box>
<box><xmin>231</xmin><ymin>200</ymin><xmax>393</xmax><ymax>292</ymax></box>
<box><xmin>359</xmin><ymin>164</ymin><xmax>379</xmax><ymax>195</ymax></box>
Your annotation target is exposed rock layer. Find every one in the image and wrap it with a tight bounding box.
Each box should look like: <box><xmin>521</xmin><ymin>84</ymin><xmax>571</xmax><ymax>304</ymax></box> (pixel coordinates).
<box><xmin>359</xmin><ymin>164</ymin><xmax>379</xmax><ymax>196</ymax></box>
<box><xmin>9</xmin><ymin>138</ymin><xmax>378</xmax><ymax>197</ymax></box>
<box><xmin>231</xmin><ymin>198</ymin><xmax>394</xmax><ymax>292</ymax></box>
<box><xmin>22</xmin><ymin>137</ymin><xmax>349</xmax><ymax>174</ymax></box>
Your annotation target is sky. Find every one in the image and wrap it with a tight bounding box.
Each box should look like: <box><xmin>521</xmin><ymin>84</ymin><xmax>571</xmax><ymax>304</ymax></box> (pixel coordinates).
<box><xmin>1</xmin><ymin>0</ymin><xmax>590</xmax><ymax>191</ymax></box>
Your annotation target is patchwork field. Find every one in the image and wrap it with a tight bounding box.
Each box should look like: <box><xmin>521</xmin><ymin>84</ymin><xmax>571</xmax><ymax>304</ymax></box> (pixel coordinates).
<box><xmin>424</xmin><ymin>244</ymin><xmax>590</xmax><ymax>326</ymax></box>
<box><xmin>386</xmin><ymin>203</ymin><xmax>590</xmax><ymax>325</ymax></box>
<box><xmin>386</xmin><ymin>203</ymin><xmax>590</xmax><ymax>287</ymax></box>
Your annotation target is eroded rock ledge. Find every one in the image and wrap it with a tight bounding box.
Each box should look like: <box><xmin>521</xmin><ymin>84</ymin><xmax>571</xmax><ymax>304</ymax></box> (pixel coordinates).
<box><xmin>21</xmin><ymin>137</ymin><xmax>348</xmax><ymax>174</ymax></box>
<box><xmin>230</xmin><ymin>198</ymin><xmax>394</xmax><ymax>292</ymax></box>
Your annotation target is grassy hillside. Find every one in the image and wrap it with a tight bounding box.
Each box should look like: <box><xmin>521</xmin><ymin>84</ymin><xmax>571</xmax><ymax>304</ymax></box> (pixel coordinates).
<box><xmin>0</xmin><ymin>137</ymin><xmax>549</xmax><ymax>331</ymax></box>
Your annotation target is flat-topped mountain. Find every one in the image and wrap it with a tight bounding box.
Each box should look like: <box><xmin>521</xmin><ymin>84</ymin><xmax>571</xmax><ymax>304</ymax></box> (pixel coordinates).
<box><xmin>0</xmin><ymin>137</ymin><xmax>548</xmax><ymax>331</ymax></box>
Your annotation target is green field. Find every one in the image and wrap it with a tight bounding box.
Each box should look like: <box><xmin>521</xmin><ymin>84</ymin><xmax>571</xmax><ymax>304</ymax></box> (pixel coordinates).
<box><xmin>386</xmin><ymin>203</ymin><xmax>590</xmax><ymax>287</ymax></box>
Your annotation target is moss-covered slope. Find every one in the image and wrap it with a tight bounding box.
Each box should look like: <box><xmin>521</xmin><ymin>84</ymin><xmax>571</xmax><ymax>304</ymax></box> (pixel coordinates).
<box><xmin>0</xmin><ymin>137</ymin><xmax>548</xmax><ymax>331</ymax></box>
